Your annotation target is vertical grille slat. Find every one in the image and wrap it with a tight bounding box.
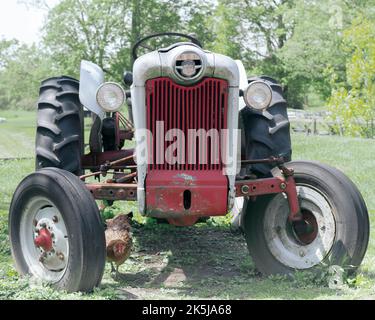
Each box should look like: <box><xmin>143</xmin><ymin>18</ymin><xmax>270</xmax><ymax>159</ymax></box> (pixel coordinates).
<box><xmin>211</xmin><ymin>81</ymin><xmax>216</xmax><ymax>170</ymax></box>
<box><xmin>146</xmin><ymin>77</ymin><xmax>228</xmax><ymax>171</ymax></box>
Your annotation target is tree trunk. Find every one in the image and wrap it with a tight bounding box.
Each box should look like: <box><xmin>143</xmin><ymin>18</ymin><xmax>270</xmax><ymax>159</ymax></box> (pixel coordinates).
<box><xmin>131</xmin><ymin>0</ymin><xmax>141</xmax><ymax>66</ymax></box>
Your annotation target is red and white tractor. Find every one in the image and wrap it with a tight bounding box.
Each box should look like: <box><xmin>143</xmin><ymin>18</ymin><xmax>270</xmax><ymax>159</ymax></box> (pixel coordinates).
<box><xmin>9</xmin><ymin>33</ymin><xmax>369</xmax><ymax>292</ymax></box>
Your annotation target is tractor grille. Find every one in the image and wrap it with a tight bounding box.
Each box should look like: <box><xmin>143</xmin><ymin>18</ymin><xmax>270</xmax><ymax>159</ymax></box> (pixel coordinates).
<box><xmin>146</xmin><ymin>77</ymin><xmax>229</xmax><ymax>171</ymax></box>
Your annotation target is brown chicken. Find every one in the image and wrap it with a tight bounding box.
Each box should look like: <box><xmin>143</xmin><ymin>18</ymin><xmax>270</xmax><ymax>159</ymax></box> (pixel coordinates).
<box><xmin>105</xmin><ymin>212</ymin><xmax>133</xmax><ymax>276</ymax></box>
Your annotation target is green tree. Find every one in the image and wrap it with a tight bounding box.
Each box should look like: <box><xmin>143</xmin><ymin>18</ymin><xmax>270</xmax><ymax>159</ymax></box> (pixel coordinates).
<box><xmin>208</xmin><ymin>0</ymin><xmax>243</xmax><ymax>59</ymax></box>
<box><xmin>0</xmin><ymin>41</ymin><xmax>58</xmax><ymax>110</ymax></box>
<box><xmin>41</xmin><ymin>0</ymin><xmax>204</xmax><ymax>79</ymax></box>
<box><xmin>42</xmin><ymin>0</ymin><xmax>127</xmax><ymax>78</ymax></box>
<box><xmin>329</xmin><ymin>18</ymin><xmax>375</xmax><ymax>137</ymax></box>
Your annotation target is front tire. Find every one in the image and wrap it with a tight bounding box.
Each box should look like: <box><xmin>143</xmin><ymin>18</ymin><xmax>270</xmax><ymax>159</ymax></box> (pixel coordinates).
<box><xmin>9</xmin><ymin>168</ymin><xmax>106</xmax><ymax>292</ymax></box>
<box><xmin>244</xmin><ymin>161</ymin><xmax>369</xmax><ymax>275</ymax></box>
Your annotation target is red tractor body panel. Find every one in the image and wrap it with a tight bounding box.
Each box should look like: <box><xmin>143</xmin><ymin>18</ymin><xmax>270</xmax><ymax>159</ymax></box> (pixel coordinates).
<box><xmin>145</xmin><ymin>170</ymin><xmax>228</xmax><ymax>219</ymax></box>
<box><xmin>144</xmin><ymin>77</ymin><xmax>229</xmax><ymax>222</ymax></box>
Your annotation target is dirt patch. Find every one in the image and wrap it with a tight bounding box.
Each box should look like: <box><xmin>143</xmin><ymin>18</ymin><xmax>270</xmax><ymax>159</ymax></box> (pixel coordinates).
<box><xmin>106</xmin><ymin>222</ymin><xmax>260</xmax><ymax>299</ymax></box>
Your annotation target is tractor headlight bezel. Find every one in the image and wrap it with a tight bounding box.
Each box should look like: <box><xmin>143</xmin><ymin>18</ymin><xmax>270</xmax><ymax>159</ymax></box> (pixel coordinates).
<box><xmin>96</xmin><ymin>82</ymin><xmax>125</xmax><ymax>112</ymax></box>
<box><xmin>243</xmin><ymin>81</ymin><xmax>273</xmax><ymax>110</ymax></box>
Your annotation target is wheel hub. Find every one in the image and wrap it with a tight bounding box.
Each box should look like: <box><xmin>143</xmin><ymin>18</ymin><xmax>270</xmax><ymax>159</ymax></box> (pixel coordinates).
<box><xmin>33</xmin><ymin>215</ymin><xmax>68</xmax><ymax>271</ymax></box>
<box><xmin>291</xmin><ymin>210</ymin><xmax>319</xmax><ymax>245</ymax></box>
<box><xmin>19</xmin><ymin>197</ymin><xmax>70</xmax><ymax>282</ymax></box>
<box><xmin>263</xmin><ymin>185</ymin><xmax>336</xmax><ymax>269</ymax></box>
<box><xmin>34</xmin><ymin>228</ymin><xmax>53</xmax><ymax>252</ymax></box>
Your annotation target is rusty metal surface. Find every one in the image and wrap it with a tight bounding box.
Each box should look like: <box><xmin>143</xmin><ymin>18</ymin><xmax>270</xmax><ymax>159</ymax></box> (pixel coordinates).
<box><xmin>235</xmin><ymin>175</ymin><xmax>301</xmax><ymax>221</ymax></box>
<box><xmin>82</xmin><ymin>155</ymin><xmax>301</xmax><ymax>224</ymax></box>
<box><xmin>86</xmin><ymin>183</ymin><xmax>137</xmax><ymax>201</ymax></box>
<box><xmin>34</xmin><ymin>228</ymin><xmax>53</xmax><ymax>252</ymax></box>
<box><xmin>80</xmin><ymin>152</ymin><xmax>136</xmax><ymax>182</ymax></box>
<box><xmin>240</xmin><ymin>156</ymin><xmax>286</xmax><ymax>167</ymax></box>
<box><xmin>145</xmin><ymin>170</ymin><xmax>228</xmax><ymax>218</ymax></box>
<box><xmin>167</xmin><ymin>216</ymin><xmax>199</xmax><ymax>227</ymax></box>
<box><xmin>81</xmin><ymin>149</ymin><xmax>135</xmax><ymax>169</ymax></box>
<box><xmin>292</xmin><ymin>210</ymin><xmax>319</xmax><ymax>245</ymax></box>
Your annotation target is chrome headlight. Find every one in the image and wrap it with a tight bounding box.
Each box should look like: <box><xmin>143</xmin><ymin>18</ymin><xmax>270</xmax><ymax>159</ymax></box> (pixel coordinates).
<box><xmin>243</xmin><ymin>81</ymin><xmax>273</xmax><ymax>110</ymax></box>
<box><xmin>96</xmin><ymin>82</ymin><xmax>125</xmax><ymax>112</ymax></box>
<box><xmin>175</xmin><ymin>51</ymin><xmax>203</xmax><ymax>79</ymax></box>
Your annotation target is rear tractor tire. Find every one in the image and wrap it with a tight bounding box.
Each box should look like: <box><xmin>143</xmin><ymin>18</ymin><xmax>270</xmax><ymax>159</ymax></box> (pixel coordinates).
<box><xmin>36</xmin><ymin>76</ymin><xmax>84</xmax><ymax>175</ymax></box>
<box><xmin>233</xmin><ymin>76</ymin><xmax>291</xmax><ymax>231</ymax></box>
<box><xmin>9</xmin><ymin>168</ymin><xmax>106</xmax><ymax>292</ymax></box>
<box><xmin>240</xmin><ymin>76</ymin><xmax>291</xmax><ymax>177</ymax></box>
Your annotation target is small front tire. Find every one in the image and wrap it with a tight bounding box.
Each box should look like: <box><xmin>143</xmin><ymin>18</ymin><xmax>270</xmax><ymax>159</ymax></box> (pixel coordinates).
<box><xmin>244</xmin><ymin>161</ymin><xmax>370</xmax><ymax>275</ymax></box>
<box><xmin>9</xmin><ymin>168</ymin><xmax>106</xmax><ymax>292</ymax></box>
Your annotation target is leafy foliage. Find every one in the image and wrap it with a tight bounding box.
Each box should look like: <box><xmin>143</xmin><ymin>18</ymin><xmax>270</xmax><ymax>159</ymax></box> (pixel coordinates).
<box><xmin>329</xmin><ymin>18</ymin><xmax>375</xmax><ymax>136</ymax></box>
<box><xmin>1</xmin><ymin>0</ymin><xmax>375</xmax><ymax>132</ymax></box>
<box><xmin>0</xmin><ymin>41</ymin><xmax>61</xmax><ymax>110</ymax></box>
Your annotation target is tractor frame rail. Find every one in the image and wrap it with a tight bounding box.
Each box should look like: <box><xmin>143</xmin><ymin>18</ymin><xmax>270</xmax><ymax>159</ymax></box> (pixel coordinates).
<box><xmin>82</xmin><ymin>155</ymin><xmax>301</xmax><ymax>222</ymax></box>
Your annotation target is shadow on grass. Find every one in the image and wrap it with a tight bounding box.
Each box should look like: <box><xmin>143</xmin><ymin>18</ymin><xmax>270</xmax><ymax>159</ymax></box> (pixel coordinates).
<box><xmin>1</xmin><ymin>216</ymin><xmax>372</xmax><ymax>299</ymax></box>
<box><xmin>104</xmin><ymin>222</ymin><xmax>342</xmax><ymax>300</ymax></box>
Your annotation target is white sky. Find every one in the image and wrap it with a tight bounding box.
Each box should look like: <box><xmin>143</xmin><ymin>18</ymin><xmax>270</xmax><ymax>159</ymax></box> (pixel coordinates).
<box><xmin>0</xmin><ymin>1</ymin><xmax>58</xmax><ymax>44</ymax></box>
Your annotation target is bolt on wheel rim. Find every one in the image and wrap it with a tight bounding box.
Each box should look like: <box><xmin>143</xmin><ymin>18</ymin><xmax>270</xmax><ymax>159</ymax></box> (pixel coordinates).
<box><xmin>20</xmin><ymin>196</ymin><xmax>69</xmax><ymax>282</ymax></box>
<box><xmin>263</xmin><ymin>184</ymin><xmax>336</xmax><ymax>269</ymax></box>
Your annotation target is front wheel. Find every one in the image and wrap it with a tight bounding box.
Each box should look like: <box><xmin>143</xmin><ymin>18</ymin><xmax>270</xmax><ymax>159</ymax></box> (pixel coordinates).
<box><xmin>244</xmin><ymin>161</ymin><xmax>369</xmax><ymax>275</ymax></box>
<box><xmin>9</xmin><ymin>168</ymin><xmax>106</xmax><ymax>292</ymax></box>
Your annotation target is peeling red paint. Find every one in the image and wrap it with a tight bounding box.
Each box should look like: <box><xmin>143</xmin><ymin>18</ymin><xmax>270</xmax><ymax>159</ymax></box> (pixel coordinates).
<box><xmin>145</xmin><ymin>170</ymin><xmax>228</xmax><ymax>220</ymax></box>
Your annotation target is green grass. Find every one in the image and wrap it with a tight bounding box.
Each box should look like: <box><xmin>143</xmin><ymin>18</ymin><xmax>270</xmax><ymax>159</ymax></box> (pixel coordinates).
<box><xmin>0</xmin><ymin>110</ymin><xmax>36</xmax><ymax>158</ymax></box>
<box><xmin>1</xmin><ymin>111</ymin><xmax>375</xmax><ymax>300</ymax></box>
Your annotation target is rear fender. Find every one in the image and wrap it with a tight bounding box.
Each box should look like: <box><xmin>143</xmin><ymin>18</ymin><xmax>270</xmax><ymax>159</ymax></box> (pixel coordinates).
<box><xmin>79</xmin><ymin>60</ymin><xmax>106</xmax><ymax>119</ymax></box>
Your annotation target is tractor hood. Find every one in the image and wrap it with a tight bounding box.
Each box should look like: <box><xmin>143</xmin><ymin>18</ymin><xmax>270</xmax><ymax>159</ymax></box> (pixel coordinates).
<box><xmin>132</xmin><ymin>43</ymin><xmax>239</xmax><ymax>87</ymax></box>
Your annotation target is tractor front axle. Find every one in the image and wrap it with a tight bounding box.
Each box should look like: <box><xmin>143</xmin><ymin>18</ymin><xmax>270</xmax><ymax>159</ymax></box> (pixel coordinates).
<box><xmin>235</xmin><ymin>175</ymin><xmax>301</xmax><ymax>221</ymax></box>
<box><xmin>85</xmin><ymin>173</ymin><xmax>301</xmax><ymax>222</ymax></box>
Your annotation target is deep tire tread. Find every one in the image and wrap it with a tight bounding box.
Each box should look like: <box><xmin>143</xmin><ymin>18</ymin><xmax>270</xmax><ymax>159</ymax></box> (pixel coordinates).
<box><xmin>241</xmin><ymin>76</ymin><xmax>291</xmax><ymax>176</ymax></box>
<box><xmin>36</xmin><ymin>76</ymin><xmax>83</xmax><ymax>175</ymax></box>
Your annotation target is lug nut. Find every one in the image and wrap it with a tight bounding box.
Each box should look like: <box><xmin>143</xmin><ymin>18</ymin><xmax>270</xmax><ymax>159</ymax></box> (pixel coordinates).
<box><xmin>280</xmin><ymin>183</ymin><xmax>287</xmax><ymax>190</ymax></box>
<box><xmin>52</xmin><ymin>216</ymin><xmax>58</xmax><ymax>223</ymax></box>
<box><xmin>57</xmin><ymin>252</ymin><xmax>64</xmax><ymax>261</ymax></box>
<box><xmin>39</xmin><ymin>252</ymin><xmax>47</xmax><ymax>262</ymax></box>
<box><xmin>241</xmin><ymin>185</ymin><xmax>250</xmax><ymax>194</ymax></box>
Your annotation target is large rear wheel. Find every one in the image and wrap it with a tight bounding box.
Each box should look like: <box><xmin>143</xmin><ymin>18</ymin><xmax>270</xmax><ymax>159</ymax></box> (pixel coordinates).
<box><xmin>240</xmin><ymin>76</ymin><xmax>291</xmax><ymax>176</ymax></box>
<box><xmin>9</xmin><ymin>168</ymin><xmax>106</xmax><ymax>292</ymax></box>
<box><xmin>233</xmin><ymin>76</ymin><xmax>291</xmax><ymax>231</ymax></box>
<box><xmin>244</xmin><ymin>161</ymin><xmax>369</xmax><ymax>275</ymax></box>
<box><xmin>36</xmin><ymin>76</ymin><xmax>84</xmax><ymax>175</ymax></box>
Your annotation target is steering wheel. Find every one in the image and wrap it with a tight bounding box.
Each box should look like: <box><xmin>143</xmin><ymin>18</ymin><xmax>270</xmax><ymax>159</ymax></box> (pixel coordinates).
<box><xmin>132</xmin><ymin>32</ymin><xmax>202</xmax><ymax>62</ymax></box>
